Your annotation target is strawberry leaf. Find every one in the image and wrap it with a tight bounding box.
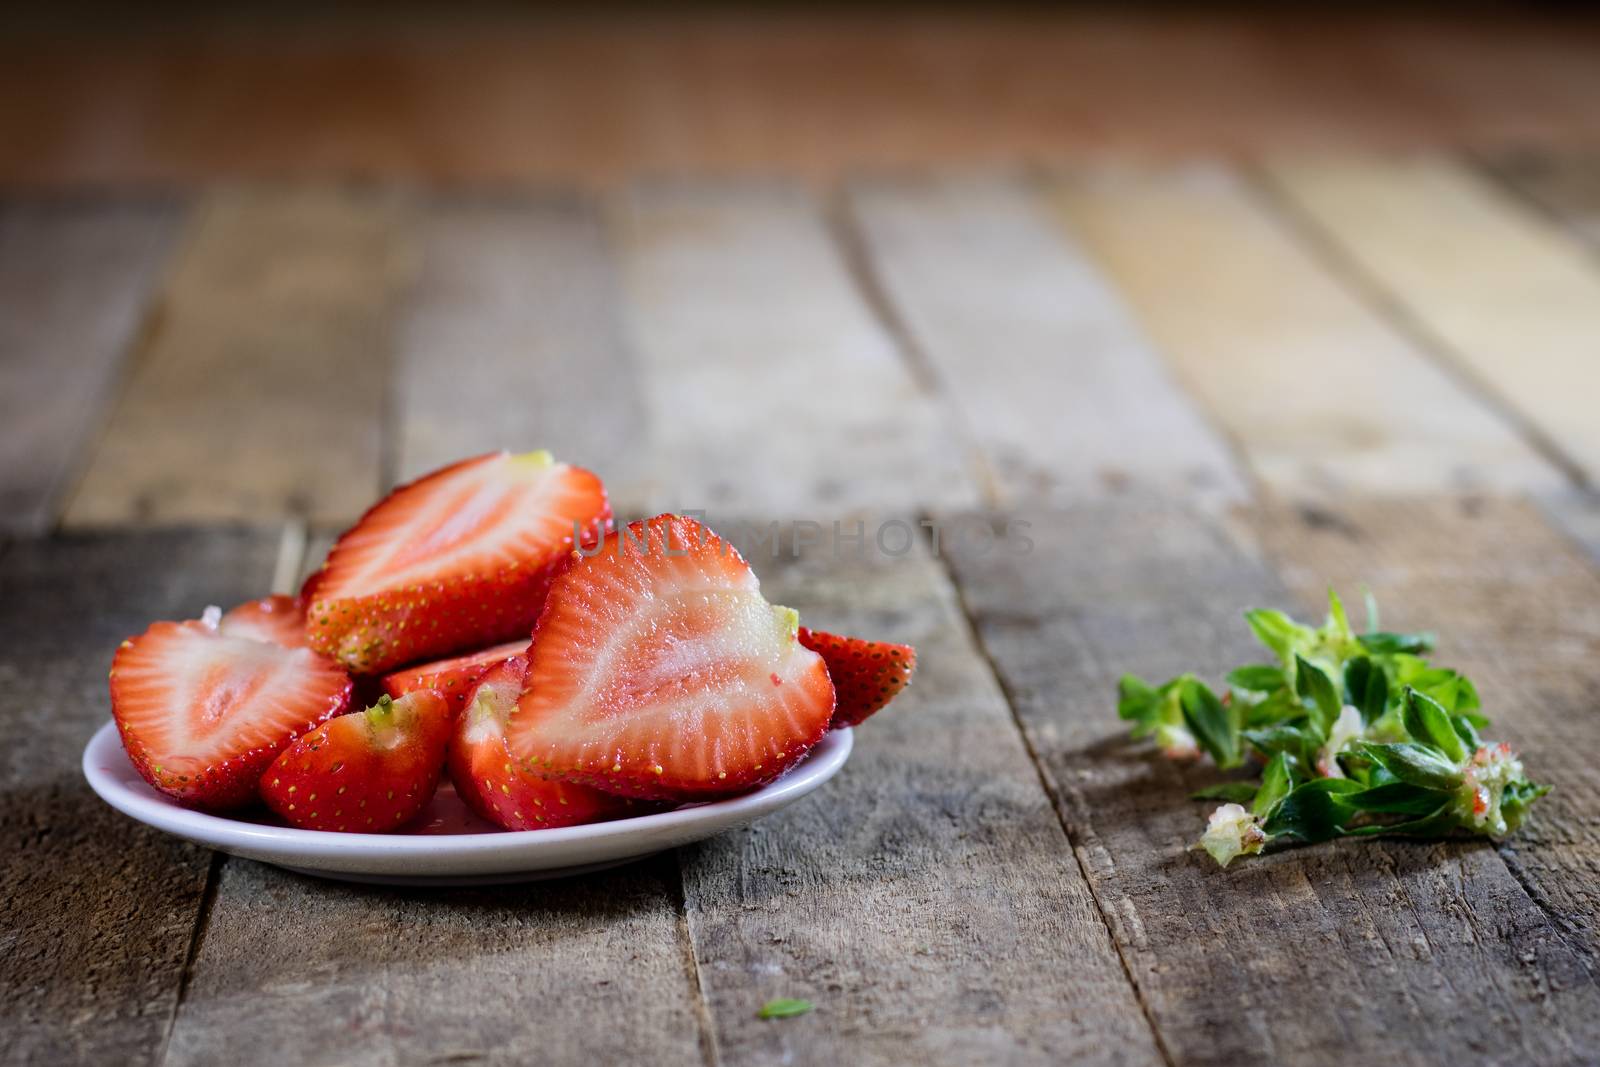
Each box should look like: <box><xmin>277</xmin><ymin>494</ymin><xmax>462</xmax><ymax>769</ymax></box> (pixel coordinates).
<box><xmin>1295</xmin><ymin>654</ymin><xmax>1342</xmax><ymax>734</ymax></box>
<box><xmin>1402</xmin><ymin>687</ymin><xmax>1467</xmax><ymax>762</ymax></box>
<box><xmin>1180</xmin><ymin>678</ymin><xmax>1240</xmax><ymax>768</ymax></box>
<box><xmin>1359</xmin><ymin>741</ymin><xmax>1464</xmax><ymax>792</ymax></box>
<box><xmin>1227</xmin><ymin>664</ymin><xmax>1285</xmax><ymax>692</ymax></box>
<box><xmin>1191</xmin><ymin>782</ymin><xmax>1260</xmax><ymax>804</ymax></box>
<box><xmin>1252</xmin><ymin>751</ymin><xmax>1295</xmax><ymax>819</ymax></box>
<box><xmin>1359</xmin><ymin>631</ymin><xmax>1435</xmax><ymax>656</ymax></box>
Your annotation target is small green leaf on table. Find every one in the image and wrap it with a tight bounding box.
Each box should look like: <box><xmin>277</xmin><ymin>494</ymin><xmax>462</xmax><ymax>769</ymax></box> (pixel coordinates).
<box><xmin>758</xmin><ymin>998</ymin><xmax>814</xmax><ymax>1020</ymax></box>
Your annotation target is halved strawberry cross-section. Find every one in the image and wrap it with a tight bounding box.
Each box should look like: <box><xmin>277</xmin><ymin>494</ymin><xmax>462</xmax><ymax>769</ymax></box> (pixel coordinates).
<box><xmin>506</xmin><ymin>514</ymin><xmax>836</xmax><ymax>801</ymax></box>
<box><xmin>302</xmin><ymin>450</ymin><xmax>611</xmax><ymax>674</ymax></box>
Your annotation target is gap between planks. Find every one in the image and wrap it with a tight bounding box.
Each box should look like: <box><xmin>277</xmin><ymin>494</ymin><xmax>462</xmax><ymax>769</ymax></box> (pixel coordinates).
<box><xmin>827</xmin><ymin>185</ymin><xmax>1178</xmax><ymax>1057</ymax></box>
<box><xmin>923</xmin><ymin>518</ymin><xmax>1178</xmax><ymax>1067</ymax></box>
<box><xmin>1259</xmin><ymin>155</ymin><xmax>1600</xmax><ymax>492</ymax></box>
<box><xmin>1245</xmin><ymin>159</ymin><xmax>1591</xmax><ymax>492</ymax></box>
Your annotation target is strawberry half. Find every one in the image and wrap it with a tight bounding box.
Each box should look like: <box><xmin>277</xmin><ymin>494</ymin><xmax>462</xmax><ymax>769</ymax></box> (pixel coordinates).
<box><xmin>798</xmin><ymin>628</ymin><xmax>917</xmax><ymax>728</ymax></box>
<box><xmin>261</xmin><ymin>690</ymin><xmax>453</xmax><ymax>833</ymax></box>
<box><xmin>506</xmin><ymin>514</ymin><xmax>835</xmax><ymax>801</ymax></box>
<box><xmin>302</xmin><ymin>450</ymin><xmax>611</xmax><ymax>674</ymax></box>
<box><xmin>217</xmin><ymin>594</ymin><xmax>308</xmax><ymax>648</ymax></box>
<box><xmin>381</xmin><ymin>639</ymin><xmax>528</xmax><ymax>714</ymax></box>
<box><xmin>110</xmin><ymin>619</ymin><xmax>353</xmax><ymax>809</ymax></box>
<box><xmin>450</xmin><ymin>655</ymin><xmax>637</xmax><ymax>830</ymax></box>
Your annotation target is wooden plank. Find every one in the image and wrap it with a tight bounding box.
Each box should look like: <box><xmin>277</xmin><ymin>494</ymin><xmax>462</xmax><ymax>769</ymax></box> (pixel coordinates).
<box><xmin>941</xmin><ymin>504</ymin><xmax>1600</xmax><ymax>1065</ymax></box>
<box><xmin>1251</xmin><ymin>497</ymin><xmax>1600</xmax><ymax>978</ymax></box>
<box><xmin>1048</xmin><ymin>165</ymin><xmax>1562</xmax><ymax>498</ymax></box>
<box><xmin>62</xmin><ymin>188</ymin><xmax>402</xmax><ymax>527</ymax></box>
<box><xmin>1263</xmin><ymin>157</ymin><xmax>1600</xmax><ymax>486</ymax></box>
<box><xmin>164</xmin><ymin>855</ymin><xmax>709</xmax><ymax>1067</ymax></box>
<box><xmin>0</xmin><ymin>529</ymin><xmax>281</xmax><ymax>1065</ymax></box>
<box><xmin>0</xmin><ymin>198</ymin><xmax>182</xmax><ymax>533</ymax></box>
<box><xmin>1479</xmin><ymin>152</ymin><xmax>1600</xmax><ymax>246</ymax></box>
<box><xmin>680</xmin><ymin>521</ymin><xmax>1163</xmax><ymax>1065</ymax></box>
<box><xmin>848</xmin><ymin>177</ymin><xmax>1248</xmax><ymax>507</ymax></box>
<box><xmin>609</xmin><ymin>184</ymin><xmax>980</xmax><ymax>516</ymax></box>
<box><xmin>393</xmin><ymin>194</ymin><xmax>646</xmax><ymax>490</ymax></box>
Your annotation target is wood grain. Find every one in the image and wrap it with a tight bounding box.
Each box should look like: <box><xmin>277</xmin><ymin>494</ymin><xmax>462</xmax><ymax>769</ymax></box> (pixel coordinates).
<box><xmin>1479</xmin><ymin>152</ymin><xmax>1600</xmax><ymax>246</ymax></box>
<box><xmin>63</xmin><ymin>188</ymin><xmax>404</xmax><ymax>527</ymax></box>
<box><xmin>0</xmin><ymin>529</ymin><xmax>280</xmax><ymax>1066</ymax></box>
<box><xmin>609</xmin><ymin>185</ymin><xmax>979</xmax><ymax>516</ymax></box>
<box><xmin>1049</xmin><ymin>166</ymin><xmax>1561</xmax><ymax>499</ymax></box>
<box><xmin>0</xmin><ymin>198</ymin><xmax>182</xmax><ymax>533</ymax></box>
<box><xmin>679</xmin><ymin>522</ymin><xmax>1162</xmax><ymax>1066</ymax></box>
<box><xmin>1264</xmin><ymin>157</ymin><xmax>1600</xmax><ymax>486</ymax></box>
<box><xmin>940</xmin><ymin>504</ymin><xmax>1600</xmax><ymax>1065</ymax></box>
<box><xmin>393</xmin><ymin>194</ymin><xmax>645</xmax><ymax>491</ymax></box>
<box><xmin>164</xmin><ymin>856</ymin><xmax>709</xmax><ymax>1067</ymax></box>
<box><xmin>848</xmin><ymin>177</ymin><xmax>1247</xmax><ymax>508</ymax></box>
<box><xmin>1252</xmin><ymin>497</ymin><xmax>1600</xmax><ymax>979</ymax></box>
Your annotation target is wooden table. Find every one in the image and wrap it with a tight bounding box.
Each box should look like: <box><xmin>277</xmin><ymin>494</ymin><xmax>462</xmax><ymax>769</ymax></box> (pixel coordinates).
<box><xmin>6</xmin><ymin>61</ymin><xmax>1600</xmax><ymax>1064</ymax></box>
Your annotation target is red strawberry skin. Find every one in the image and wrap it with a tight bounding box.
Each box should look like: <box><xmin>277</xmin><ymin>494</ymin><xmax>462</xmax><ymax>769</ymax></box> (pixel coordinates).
<box><xmin>110</xmin><ymin>620</ymin><xmax>353</xmax><ymax>810</ymax></box>
<box><xmin>218</xmin><ymin>594</ymin><xmax>308</xmax><ymax>649</ymax></box>
<box><xmin>449</xmin><ymin>656</ymin><xmax>637</xmax><ymax>830</ymax></box>
<box><xmin>507</xmin><ymin>514</ymin><xmax>835</xmax><ymax>801</ymax></box>
<box><xmin>382</xmin><ymin>639</ymin><xmax>528</xmax><ymax>714</ymax></box>
<box><xmin>798</xmin><ymin>628</ymin><xmax>917</xmax><ymax>728</ymax></box>
<box><xmin>261</xmin><ymin>689</ymin><xmax>453</xmax><ymax>833</ymax></box>
<box><xmin>301</xmin><ymin>451</ymin><xmax>611</xmax><ymax>675</ymax></box>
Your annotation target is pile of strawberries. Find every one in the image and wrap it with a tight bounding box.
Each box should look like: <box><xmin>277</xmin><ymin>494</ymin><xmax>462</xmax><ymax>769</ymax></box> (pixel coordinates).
<box><xmin>109</xmin><ymin>451</ymin><xmax>917</xmax><ymax>834</ymax></box>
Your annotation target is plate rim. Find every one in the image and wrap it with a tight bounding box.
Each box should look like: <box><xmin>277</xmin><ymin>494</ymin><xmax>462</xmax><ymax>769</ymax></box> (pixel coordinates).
<box><xmin>82</xmin><ymin>719</ymin><xmax>853</xmax><ymax>873</ymax></box>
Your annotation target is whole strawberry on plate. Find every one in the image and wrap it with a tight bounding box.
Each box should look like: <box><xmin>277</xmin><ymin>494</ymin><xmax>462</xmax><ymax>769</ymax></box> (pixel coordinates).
<box><xmin>302</xmin><ymin>450</ymin><xmax>611</xmax><ymax>674</ymax></box>
<box><xmin>110</xmin><ymin>616</ymin><xmax>353</xmax><ymax>809</ymax></box>
<box><xmin>450</xmin><ymin>655</ymin><xmax>637</xmax><ymax>830</ymax></box>
<box><xmin>261</xmin><ymin>689</ymin><xmax>453</xmax><ymax>833</ymax></box>
<box><xmin>382</xmin><ymin>639</ymin><xmax>528</xmax><ymax>714</ymax></box>
<box><xmin>506</xmin><ymin>513</ymin><xmax>836</xmax><ymax>801</ymax></box>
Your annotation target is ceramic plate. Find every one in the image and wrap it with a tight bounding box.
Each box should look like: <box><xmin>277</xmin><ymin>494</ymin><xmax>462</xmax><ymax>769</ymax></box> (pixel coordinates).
<box><xmin>83</xmin><ymin>721</ymin><xmax>853</xmax><ymax>886</ymax></box>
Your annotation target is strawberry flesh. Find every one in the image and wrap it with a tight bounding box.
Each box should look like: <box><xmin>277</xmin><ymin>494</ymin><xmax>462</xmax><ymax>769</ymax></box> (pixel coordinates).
<box><xmin>218</xmin><ymin>594</ymin><xmax>309</xmax><ymax>649</ymax></box>
<box><xmin>302</xmin><ymin>450</ymin><xmax>611</xmax><ymax>674</ymax></box>
<box><xmin>450</xmin><ymin>656</ymin><xmax>638</xmax><ymax>830</ymax></box>
<box><xmin>506</xmin><ymin>514</ymin><xmax>835</xmax><ymax>800</ymax></box>
<box><xmin>110</xmin><ymin>619</ymin><xmax>353</xmax><ymax>809</ymax></box>
<box><xmin>382</xmin><ymin>639</ymin><xmax>529</xmax><ymax>714</ymax></box>
<box><xmin>798</xmin><ymin>627</ymin><xmax>917</xmax><ymax>728</ymax></box>
<box><xmin>261</xmin><ymin>689</ymin><xmax>453</xmax><ymax>833</ymax></box>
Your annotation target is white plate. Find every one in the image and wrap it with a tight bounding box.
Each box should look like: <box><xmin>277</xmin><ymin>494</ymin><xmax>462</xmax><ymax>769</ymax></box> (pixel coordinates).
<box><xmin>83</xmin><ymin>720</ymin><xmax>853</xmax><ymax>886</ymax></box>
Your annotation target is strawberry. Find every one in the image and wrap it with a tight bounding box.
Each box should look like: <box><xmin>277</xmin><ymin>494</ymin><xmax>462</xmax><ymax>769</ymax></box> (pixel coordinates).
<box><xmin>798</xmin><ymin>628</ymin><xmax>917</xmax><ymax>728</ymax></box>
<box><xmin>381</xmin><ymin>639</ymin><xmax>528</xmax><ymax>714</ymax></box>
<box><xmin>217</xmin><ymin>594</ymin><xmax>308</xmax><ymax>648</ymax></box>
<box><xmin>110</xmin><ymin>618</ymin><xmax>353</xmax><ymax>809</ymax></box>
<box><xmin>302</xmin><ymin>450</ymin><xmax>611</xmax><ymax>675</ymax></box>
<box><xmin>506</xmin><ymin>514</ymin><xmax>835</xmax><ymax>800</ymax></box>
<box><xmin>449</xmin><ymin>655</ymin><xmax>638</xmax><ymax>830</ymax></box>
<box><xmin>261</xmin><ymin>690</ymin><xmax>453</xmax><ymax>833</ymax></box>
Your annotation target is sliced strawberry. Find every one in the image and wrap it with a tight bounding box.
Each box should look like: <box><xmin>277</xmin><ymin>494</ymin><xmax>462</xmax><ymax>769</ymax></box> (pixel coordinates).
<box><xmin>217</xmin><ymin>594</ymin><xmax>309</xmax><ymax>648</ymax></box>
<box><xmin>798</xmin><ymin>628</ymin><xmax>917</xmax><ymax>728</ymax></box>
<box><xmin>302</xmin><ymin>450</ymin><xmax>611</xmax><ymax>675</ymax></box>
<box><xmin>381</xmin><ymin>639</ymin><xmax>528</xmax><ymax>714</ymax></box>
<box><xmin>110</xmin><ymin>619</ymin><xmax>353</xmax><ymax>809</ymax></box>
<box><xmin>261</xmin><ymin>690</ymin><xmax>453</xmax><ymax>833</ymax></box>
<box><xmin>506</xmin><ymin>514</ymin><xmax>835</xmax><ymax>801</ymax></box>
<box><xmin>450</xmin><ymin>656</ymin><xmax>638</xmax><ymax>830</ymax></box>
